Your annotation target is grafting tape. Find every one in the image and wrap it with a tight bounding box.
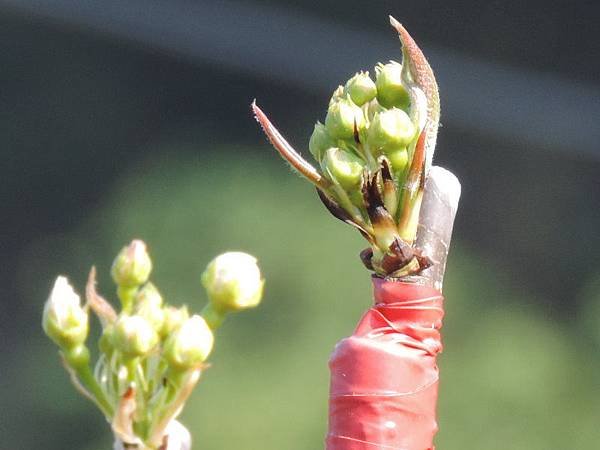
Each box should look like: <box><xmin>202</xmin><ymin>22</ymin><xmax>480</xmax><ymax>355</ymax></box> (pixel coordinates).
<box><xmin>327</xmin><ymin>278</ymin><xmax>443</xmax><ymax>450</ymax></box>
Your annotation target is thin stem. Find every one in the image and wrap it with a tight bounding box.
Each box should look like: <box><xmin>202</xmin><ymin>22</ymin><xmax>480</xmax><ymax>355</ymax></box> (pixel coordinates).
<box><xmin>148</xmin><ymin>369</ymin><xmax>202</xmax><ymax>448</ymax></box>
<box><xmin>201</xmin><ymin>303</ymin><xmax>226</xmax><ymax>330</ymax></box>
<box><xmin>117</xmin><ymin>285</ymin><xmax>138</xmax><ymax>314</ymax></box>
<box><xmin>76</xmin><ymin>364</ymin><xmax>115</xmax><ymax>417</ymax></box>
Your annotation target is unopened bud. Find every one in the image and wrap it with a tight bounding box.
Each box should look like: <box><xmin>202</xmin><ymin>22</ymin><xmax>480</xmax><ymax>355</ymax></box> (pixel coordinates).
<box><xmin>386</xmin><ymin>147</ymin><xmax>409</xmax><ymax>175</ymax></box>
<box><xmin>113</xmin><ymin>315</ymin><xmax>158</xmax><ymax>357</ymax></box>
<box><xmin>325</xmin><ymin>97</ymin><xmax>365</xmax><ymax>140</ymax></box>
<box><xmin>366</xmin><ymin>99</ymin><xmax>385</xmax><ymax>121</ymax></box>
<box><xmin>328</xmin><ymin>85</ymin><xmax>345</xmax><ymax>107</ymax></box>
<box><xmin>161</xmin><ymin>305</ymin><xmax>190</xmax><ymax>338</ymax></box>
<box><xmin>375</xmin><ymin>62</ymin><xmax>410</xmax><ymax>110</ymax></box>
<box><xmin>322</xmin><ymin>147</ymin><xmax>364</xmax><ymax>190</ymax></box>
<box><xmin>201</xmin><ymin>252</ymin><xmax>264</xmax><ymax>313</ymax></box>
<box><xmin>64</xmin><ymin>344</ymin><xmax>91</xmax><ymax>370</ymax></box>
<box><xmin>308</xmin><ymin>122</ymin><xmax>334</xmax><ymax>162</ymax></box>
<box><xmin>111</xmin><ymin>240</ymin><xmax>152</xmax><ymax>288</ymax></box>
<box><xmin>344</xmin><ymin>72</ymin><xmax>377</xmax><ymax>106</ymax></box>
<box><xmin>367</xmin><ymin>108</ymin><xmax>416</xmax><ymax>153</ymax></box>
<box><xmin>134</xmin><ymin>283</ymin><xmax>164</xmax><ymax>332</ymax></box>
<box><xmin>99</xmin><ymin>324</ymin><xmax>115</xmax><ymax>355</ymax></box>
<box><xmin>43</xmin><ymin>276</ymin><xmax>89</xmax><ymax>349</ymax></box>
<box><xmin>164</xmin><ymin>315</ymin><xmax>214</xmax><ymax>370</ymax></box>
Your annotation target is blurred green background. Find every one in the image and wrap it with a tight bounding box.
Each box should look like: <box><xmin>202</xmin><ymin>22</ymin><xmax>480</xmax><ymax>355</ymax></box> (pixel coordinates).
<box><xmin>2</xmin><ymin>1</ymin><xmax>599</xmax><ymax>449</ymax></box>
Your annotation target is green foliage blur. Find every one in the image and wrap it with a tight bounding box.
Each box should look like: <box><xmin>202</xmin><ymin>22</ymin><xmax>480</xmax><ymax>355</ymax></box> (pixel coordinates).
<box><xmin>10</xmin><ymin>146</ymin><xmax>600</xmax><ymax>450</ymax></box>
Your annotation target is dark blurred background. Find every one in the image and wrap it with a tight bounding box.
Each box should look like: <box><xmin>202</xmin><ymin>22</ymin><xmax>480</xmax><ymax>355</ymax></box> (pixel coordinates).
<box><xmin>1</xmin><ymin>1</ymin><xmax>599</xmax><ymax>449</ymax></box>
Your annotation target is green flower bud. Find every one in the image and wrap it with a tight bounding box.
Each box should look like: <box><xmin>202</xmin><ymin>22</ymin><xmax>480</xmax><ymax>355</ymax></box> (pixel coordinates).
<box><xmin>134</xmin><ymin>283</ymin><xmax>164</xmax><ymax>332</ymax></box>
<box><xmin>367</xmin><ymin>108</ymin><xmax>416</xmax><ymax>153</ymax></box>
<box><xmin>385</xmin><ymin>147</ymin><xmax>409</xmax><ymax>175</ymax></box>
<box><xmin>43</xmin><ymin>276</ymin><xmax>89</xmax><ymax>349</ymax></box>
<box><xmin>308</xmin><ymin>122</ymin><xmax>334</xmax><ymax>162</ymax></box>
<box><xmin>322</xmin><ymin>147</ymin><xmax>365</xmax><ymax>190</ymax></box>
<box><xmin>325</xmin><ymin>97</ymin><xmax>365</xmax><ymax>140</ymax></box>
<box><xmin>161</xmin><ymin>305</ymin><xmax>190</xmax><ymax>338</ymax></box>
<box><xmin>344</xmin><ymin>71</ymin><xmax>377</xmax><ymax>106</ymax></box>
<box><xmin>99</xmin><ymin>324</ymin><xmax>115</xmax><ymax>355</ymax></box>
<box><xmin>64</xmin><ymin>344</ymin><xmax>90</xmax><ymax>370</ymax></box>
<box><xmin>201</xmin><ymin>252</ymin><xmax>264</xmax><ymax>313</ymax></box>
<box><xmin>164</xmin><ymin>315</ymin><xmax>214</xmax><ymax>370</ymax></box>
<box><xmin>365</xmin><ymin>98</ymin><xmax>385</xmax><ymax>121</ymax></box>
<box><xmin>113</xmin><ymin>315</ymin><xmax>159</xmax><ymax>357</ymax></box>
<box><xmin>111</xmin><ymin>240</ymin><xmax>152</xmax><ymax>288</ymax></box>
<box><xmin>375</xmin><ymin>62</ymin><xmax>410</xmax><ymax>110</ymax></box>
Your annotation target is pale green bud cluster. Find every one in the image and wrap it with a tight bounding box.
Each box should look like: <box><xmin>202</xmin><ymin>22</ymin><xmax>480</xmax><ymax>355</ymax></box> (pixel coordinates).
<box><xmin>254</xmin><ymin>19</ymin><xmax>437</xmax><ymax>278</ymax></box>
<box><xmin>304</xmin><ymin>62</ymin><xmax>426</xmax><ymax>277</ymax></box>
<box><xmin>307</xmin><ymin>64</ymin><xmax>418</xmax><ymax>205</ymax></box>
<box><xmin>43</xmin><ymin>240</ymin><xmax>264</xmax><ymax>449</ymax></box>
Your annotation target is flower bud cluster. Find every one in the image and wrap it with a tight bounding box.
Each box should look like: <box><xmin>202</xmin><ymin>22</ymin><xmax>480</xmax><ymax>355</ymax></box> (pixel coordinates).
<box><xmin>309</xmin><ymin>63</ymin><xmax>417</xmax><ymax>195</ymax></box>
<box><xmin>254</xmin><ymin>20</ymin><xmax>438</xmax><ymax>278</ymax></box>
<box><xmin>303</xmin><ymin>61</ymin><xmax>427</xmax><ymax>276</ymax></box>
<box><xmin>42</xmin><ymin>240</ymin><xmax>264</xmax><ymax>449</ymax></box>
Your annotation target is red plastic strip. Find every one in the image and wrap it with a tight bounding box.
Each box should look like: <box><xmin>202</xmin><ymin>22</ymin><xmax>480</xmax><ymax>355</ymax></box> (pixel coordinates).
<box><xmin>327</xmin><ymin>277</ymin><xmax>443</xmax><ymax>450</ymax></box>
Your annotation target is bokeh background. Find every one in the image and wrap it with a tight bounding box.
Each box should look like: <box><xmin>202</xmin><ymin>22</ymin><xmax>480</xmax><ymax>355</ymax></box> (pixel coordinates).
<box><xmin>1</xmin><ymin>1</ymin><xmax>599</xmax><ymax>449</ymax></box>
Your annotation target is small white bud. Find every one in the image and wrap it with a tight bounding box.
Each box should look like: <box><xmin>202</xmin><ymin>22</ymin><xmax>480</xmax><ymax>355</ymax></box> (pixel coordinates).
<box><xmin>43</xmin><ymin>276</ymin><xmax>89</xmax><ymax>349</ymax></box>
<box><xmin>164</xmin><ymin>315</ymin><xmax>214</xmax><ymax>370</ymax></box>
<box><xmin>134</xmin><ymin>283</ymin><xmax>165</xmax><ymax>332</ymax></box>
<box><xmin>113</xmin><ymin>315</ymin><xmax>159</xmax><ymax>357</ymax></box>
<box><xmin>201</xmin><ymin>252</ymin><xmax>264</xmax><ymax>312</ymax></box>
<box><xmin>111</xmin><ymin>240</ymin><xmax>152</xmax><ymax>287</ymax></box>
<box><xmin>161</xmin><ymin>305</ymin><xmax>190</xmax><ymax>338</ymax></box>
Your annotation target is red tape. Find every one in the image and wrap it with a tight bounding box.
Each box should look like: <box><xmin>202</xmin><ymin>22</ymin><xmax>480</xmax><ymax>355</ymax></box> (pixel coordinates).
<box><xmin>327</xmin><ymin>278</ymin><xmax>444</xmax><ymax>450</ymax></box>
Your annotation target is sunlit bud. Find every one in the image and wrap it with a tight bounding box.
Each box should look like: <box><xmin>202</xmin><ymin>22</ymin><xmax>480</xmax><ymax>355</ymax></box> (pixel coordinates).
<box><xmin>344</xmin><ymin>71</ymin><xmax>377</xmax><ymax>106</ymax></box>
<box><xmin>325</xmin><ymin>97</ymin><xmax>365</xmax><ymax>140</ymax></box>
<box><xmin>328</xmin><ymin>85</ymin><xmax>345</xmax><ymax>107</ymax></box>
<box><xmin>111</xmin><ymin>240</ymin><xmax>152</xmax><ymax>288</ymax></box>
<box><xmin>322</xmin><ymin>147</ymin><xmax>365</xmax><ymax>190</ymax></box>
<box><xmin>375</xmin><ymin>62</ymin><xmax>410</xmax><ymax>110</ymax></box>
<box><xmin>134</xmin><ymin>283</ymin><xmax>164</xmax><ymax>332</ymax></box>
<box><xmin>366</xmin><ymin>98</ymin><xmax>385</xmax><ymax>121</ymax></box>
<box><xmin>367</xmin><ymin>108</ymin><xmax>416</xmax><ymax>153</ymax></box>
<box><xmin>309</xmin><ymin>122</ymin><xmax>334</xmax><ymax>162</ymax></box>
<box><xmin>386</xmin><ymin>147</ymin><xmax>409</xmax><ymax>174</ymax></box>
<box><xmin>161</xmin><ymin>305</ymin><xmax>190</xmax><ymax>338</ymax></box>
<box><xmin>113</xmin><ymin>315</ymin><xmax>158</xmax><ymax>357</ymax></box>
<box><xmin>43</xmin><ymin>276</ymin><xmax>89</xmax><ymax>349</ymax></box>
<box><xmin>164</xmin><ymin>315</ymin><xmax>214</xmax><ymax>370</ymax></box>
<box><xmin>201</xmin><ymin>252</ymin><xmax>264</xmax><ymax>313</ymax></box>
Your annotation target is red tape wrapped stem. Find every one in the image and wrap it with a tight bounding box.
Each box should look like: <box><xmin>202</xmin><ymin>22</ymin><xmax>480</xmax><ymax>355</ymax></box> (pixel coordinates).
<box><xmin>327</xmin><ymin>277</ymin><xmax>444</xmax><ymax>450</ymax></box>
